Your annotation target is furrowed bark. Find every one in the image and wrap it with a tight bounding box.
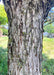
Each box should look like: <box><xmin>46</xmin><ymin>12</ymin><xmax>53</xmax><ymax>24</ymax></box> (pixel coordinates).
<box><xmin>3</xmin><ymin>0</ymin><xmax>54</xmax><ymax>75</ymax></box>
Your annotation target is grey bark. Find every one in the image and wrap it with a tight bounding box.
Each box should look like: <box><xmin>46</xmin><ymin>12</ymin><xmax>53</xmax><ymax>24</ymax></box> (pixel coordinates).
<box><xmin>3</xmin><ymin>0</ymin><xmax>54</xmax><ymax>75</ymax></box>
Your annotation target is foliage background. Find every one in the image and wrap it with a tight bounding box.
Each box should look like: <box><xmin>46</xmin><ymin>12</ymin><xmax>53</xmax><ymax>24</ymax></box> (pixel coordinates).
<box><xmin>0</xmin><ymin>5</ymin><xmax>8</xmax><ymax>25</ymax></box>
<box><xmin>44</xmin><ymin>22</ymin><xmax>54</xmax><ymax>33</ymax></box>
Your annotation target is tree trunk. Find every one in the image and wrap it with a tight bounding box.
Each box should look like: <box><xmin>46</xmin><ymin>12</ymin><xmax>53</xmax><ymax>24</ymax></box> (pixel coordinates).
<box><xmin>3</xmin><ymin>0</ymin><xmax>44</xmax><ymax>75</ymax></box>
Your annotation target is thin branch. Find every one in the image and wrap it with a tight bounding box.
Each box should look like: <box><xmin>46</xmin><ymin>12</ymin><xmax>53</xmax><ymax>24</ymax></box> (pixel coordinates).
<box><xmin>44</xmin><ymin>20</ymin><xmax>54</xmax><ymax>27</ymax></box>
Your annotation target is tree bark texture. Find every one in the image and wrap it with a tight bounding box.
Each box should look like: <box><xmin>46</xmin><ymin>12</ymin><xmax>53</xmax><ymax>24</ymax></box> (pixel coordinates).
<box><xmin>3</xmin><ymin>0</ymin><xmax>54</xmax><ymax>75</ymax></box>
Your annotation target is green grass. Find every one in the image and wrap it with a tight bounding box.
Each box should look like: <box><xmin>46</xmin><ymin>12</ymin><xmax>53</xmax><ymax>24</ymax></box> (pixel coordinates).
<box><xmin>43</xmin><ymin>37</ymin><xmax>54</xmax><ymax>59</ymax></box>
<box><xmin>0</xmin><ymin>36</ymin><xmax>54</xmax><ymax>75</ymax></box>
<box><xmin>0</xmin><ymin>36</ymin><xmax>8</xmax><ymax>75</ymax></box>
<box><xmin>42</xmin><ymin>37</ymin><xmax>54</xmax><ymax>75</ymax></box>
<box><xmin>0</xmin><ymin>36</ymin><xmax>8</xmax><ymax>48</ymax></box>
